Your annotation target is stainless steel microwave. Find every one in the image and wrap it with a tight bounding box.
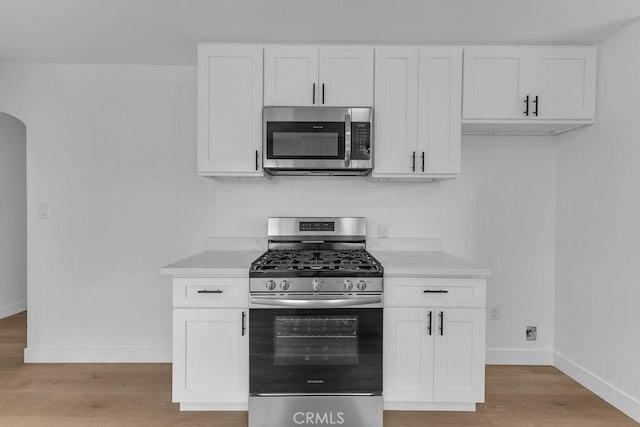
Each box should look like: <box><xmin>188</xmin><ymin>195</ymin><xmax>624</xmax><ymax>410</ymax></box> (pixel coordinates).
<box><xmin>263</xmin><ymin>107</ymin><xmax>373</xmax><ymax>176</ymax></box>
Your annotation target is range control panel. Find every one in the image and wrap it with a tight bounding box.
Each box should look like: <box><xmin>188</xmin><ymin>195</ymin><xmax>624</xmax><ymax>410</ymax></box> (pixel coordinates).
<box><xmin>299</xmin><ymin>221</ymin><xmax>335</xmax><ymax>232</ymax></box>
<box><xmin>351</xmin><ymin>122</ymin><xmax>371</xmax><ymax>160</ymax></box>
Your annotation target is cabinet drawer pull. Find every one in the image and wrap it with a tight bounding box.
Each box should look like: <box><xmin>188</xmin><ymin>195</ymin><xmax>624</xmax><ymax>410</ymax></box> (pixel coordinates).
<box><xmin>524</xmin><ymin>95</ymin><xmax>530</xmax><ymax>116</ymax></box>
<box><xmin>197</xmin><ymin>289</ymin><xmax>224</xmax><ymax>294</ymax></box>
<box><xmin>427</xmin><ymin>310</ymin><xmax>433</xmax><ymax>336</ymax></box>
<box><xmin>411</xmin><ymin>151</ymin><xmax>416</xmax><ymax>172</ymax></box>
<box><xmin>322</xmin><ymin>83</ymin><xmax>325</xmax><ymax>104</ymax></box>
<box><xmin>255</xmin><ymin>150</ymin><xmax>259</xmax><ymax>171</ymax></box>
<box><xmin>423</xmin><ymin>289</ymin><xmax>449</xmax><ymax>294</ymax></box>
<box><xmin>241</xmin><ymin>311</ymin><xmax>246</xmax><ymax>336</ymax></box>
<box><xmin>312</xmin><ymin>83</ymin><xmax>316</xmax><ymax>104</ymax></box>
<box><xmin>533</xmin><ymin>95</ymin><xmax>539</xmax><ymax>117</ymax></box>
<box><xmin>421</xmin><ymin>152</ymin><xmax>425</xmax><ymax>172</ymax></box>
<box><xmin>439</xmin><ymin>311</ymin><xmax>444</xmax><ymax>336</ymax></box>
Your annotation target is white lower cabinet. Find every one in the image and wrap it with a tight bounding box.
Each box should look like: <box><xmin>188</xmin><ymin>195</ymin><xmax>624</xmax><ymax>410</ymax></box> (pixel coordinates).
<box><xmin>384</xmin><ymin>278</ymin><xmax>486</xmax><ymax>410</ymax></box>
<box><xmin>172</xmin><ymin>307</ymin><xmax>248</xmax><ymax>409</ymax></box>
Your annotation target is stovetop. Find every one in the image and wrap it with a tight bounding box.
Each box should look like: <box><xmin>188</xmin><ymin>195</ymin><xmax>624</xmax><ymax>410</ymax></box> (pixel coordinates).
<box><xmin>249</xmin><ymin>249</ymin><xmax>384</xmax><ymax>278</ymax></box>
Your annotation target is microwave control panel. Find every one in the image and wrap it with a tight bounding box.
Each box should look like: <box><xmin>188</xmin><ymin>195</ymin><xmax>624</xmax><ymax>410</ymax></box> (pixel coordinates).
<box><xmin>351</xmin><ymin>122</ymin><xmax>371</xmax><ymax>160</ymax></box>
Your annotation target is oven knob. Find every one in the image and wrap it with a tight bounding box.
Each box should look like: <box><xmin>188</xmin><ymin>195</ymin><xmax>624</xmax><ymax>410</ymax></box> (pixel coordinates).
<box><xmin>312</xmin><ymin>278</ymin><xmax>321</xmax><ymax>291</ymax></box>
<box><xmin>280</xmin><ymin>280</ymin><xmax>289</xmax><ymax>291</ymax></box>
<box><xmin>344</xmin><ymin>280</ymin><xmax>353</xmax><ymax>291</ymax></box>
<box><xmin>357</xmin><ymin>280</ymin><xmax>367</xmax><ymax>291</ymax></box>
<box><xmin>265</xmin><ymin>280</ymin><xmax>276</xmax><ymax>291</ymax></box>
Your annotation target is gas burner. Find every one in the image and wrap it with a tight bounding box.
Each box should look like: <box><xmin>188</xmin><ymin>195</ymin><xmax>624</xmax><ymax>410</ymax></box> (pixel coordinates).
<box><xmin>250</xmin><ymin>248</ymin><xmax>383</xmax><ymax>278</ymax></box>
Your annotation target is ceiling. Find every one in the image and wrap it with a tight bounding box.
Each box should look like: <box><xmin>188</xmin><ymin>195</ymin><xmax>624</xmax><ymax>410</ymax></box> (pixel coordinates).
<box><xmin>0</xmin><ymin>0</ymin><xmax>639</xmax><ymax>65</ymax></box>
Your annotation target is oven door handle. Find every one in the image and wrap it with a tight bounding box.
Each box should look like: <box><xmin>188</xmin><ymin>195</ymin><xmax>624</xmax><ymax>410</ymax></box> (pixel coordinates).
<box><xmin>250</xmin><ymin>296</ymin><xmax>382</xmax><ymax>308</ymax></box>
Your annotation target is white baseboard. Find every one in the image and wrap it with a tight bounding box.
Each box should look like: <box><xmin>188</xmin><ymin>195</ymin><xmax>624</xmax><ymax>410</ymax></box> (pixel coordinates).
<box><xmin>24</xmin><ymin>345</ymin><xmax>172</xmax><ymax>363</ymax></box>
<box><xmin>486</xmin><ymin>348</ymin><xmax>553</xmax><ymax>365</ymax></box>
<box><xmin>554</xmin><ymin>351</ymin><xmax>640</xmax><ymax>424</ymax></box>
<box><xmin>0</xmin><ymin>299</ymin><xmax>26</xmax><ymax>319</ymax></box>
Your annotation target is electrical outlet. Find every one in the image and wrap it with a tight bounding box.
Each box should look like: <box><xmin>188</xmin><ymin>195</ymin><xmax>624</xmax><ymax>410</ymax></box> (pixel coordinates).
<box><xmin>489</xmin><ymin>306</ymin><xmax>500</xmax><ymax>320</ymax></box>
<box><xmin>526</xmin><ymin>326</ymin><xmax>537</xmax><ymax>341</ymax></box>
<box><xmin>378</xmin><ymin>224</ymin><xmax>389</xmax><ymax>238</ymax></box>
<box><xmin>38</xmin><ymin>203</ymin><xmax>50</xmax><ymax>220</ymax></box>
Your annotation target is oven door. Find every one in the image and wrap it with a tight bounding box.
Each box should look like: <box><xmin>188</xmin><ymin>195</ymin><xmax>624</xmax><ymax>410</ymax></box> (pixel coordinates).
<box><xmin>249</xmin><ymin>307</ymin><xmax>382</xmax><ymax>395</ymax></box>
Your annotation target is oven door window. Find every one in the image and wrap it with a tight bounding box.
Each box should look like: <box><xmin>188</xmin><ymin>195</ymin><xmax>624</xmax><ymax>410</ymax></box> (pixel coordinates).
<box><xmin>266</xmin><ymin>122</ymin><xmax>345</xmax><ymax>159</ymax></box>
<box><xmin>250</xmin><ymin>308</ymin><xmax>382</xmax><ymax>394</ymax></box>
<box><xmin>273</xmin><ymin>315</ymin><xmax>358</xmax><ymax>366</ymax></box>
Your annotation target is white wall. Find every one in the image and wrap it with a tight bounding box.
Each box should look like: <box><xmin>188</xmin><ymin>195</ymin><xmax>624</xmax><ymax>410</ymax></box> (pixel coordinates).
<box><xmin>0</xmin><ymin>62</ymin><xmax>557</xmax><ymax>363</ymax></box>
<box><xmin>213</xmin><ymin>136</ymin><xmax>558</xmax><ymax>363</ymax></box>
<box><xmin>0</xmin><ymin>112</ymin><xmax>27</xmax><ymax>318</ymax></box>
<box><xmin>0</xmin><ymin>63</ymin><xmax>215</xmax><ymax>361</ymax></box>
<box><xmin>555</xmin><ymin>22</ymin><xmax>640</xmax><ymax>422</ymax></box>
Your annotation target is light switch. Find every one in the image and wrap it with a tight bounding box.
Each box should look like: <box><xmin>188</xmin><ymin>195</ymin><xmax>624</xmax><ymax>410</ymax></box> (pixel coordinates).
<box><xmin>38</xmin><ymin>203</ymin><xmax>49</xmax><ymax>220</ymax></box>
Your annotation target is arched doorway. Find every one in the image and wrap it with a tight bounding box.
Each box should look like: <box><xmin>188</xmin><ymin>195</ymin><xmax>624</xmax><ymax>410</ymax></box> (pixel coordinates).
<box><xmin>0</xmin><ymin>112</ymin><xmax>27</xmax><ymax>319</ymax></box>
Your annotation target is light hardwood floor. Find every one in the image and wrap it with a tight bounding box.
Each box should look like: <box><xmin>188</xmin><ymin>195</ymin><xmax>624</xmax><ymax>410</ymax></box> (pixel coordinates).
<box><xmin>0</xmin><ymin>311</ymin><xmax>636</xmax><ymax>426</ymax></box>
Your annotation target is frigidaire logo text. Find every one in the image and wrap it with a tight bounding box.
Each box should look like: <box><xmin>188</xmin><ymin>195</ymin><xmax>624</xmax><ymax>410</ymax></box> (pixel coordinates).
<box><xmin>307</xmin><ymin>379</ymin><xmax>324</xmax><ymax>384</ymax></box>
<box><xmin>293</xmin><ymin>411</ymin><xmax>345</xmax><ymax>425</ymax></box>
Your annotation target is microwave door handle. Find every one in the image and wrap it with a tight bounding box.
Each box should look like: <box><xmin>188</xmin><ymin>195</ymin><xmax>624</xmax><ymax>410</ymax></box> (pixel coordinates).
<box><xmin>344</xmin><ymin>112</ymin><xmax>351</xmax><ymax>168</ymax></box>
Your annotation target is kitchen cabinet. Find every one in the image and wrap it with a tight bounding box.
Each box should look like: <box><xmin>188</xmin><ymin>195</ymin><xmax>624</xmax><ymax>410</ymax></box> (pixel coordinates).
<box><xmin>171</xmin><ymin>276</ymin><xmax>249</xmax><ymax>410</ymax></box>
<box><xmin>372</xmin><ymin>47</ymin><xmax>462</xmax><ymax>180</ymax></box>
<box><xmin>197</xmin><ymin>44</ymin><xmax>264</xmax><ymax>177</ymax></box>
<box><xmin>173</xmin><ymin>308</ymin><xmax>248</xmax><ymax>406</ymax></box>
<box><xmin>383</xmin><ymin>277</ymin><xmax>486</xmax><ymax>410</ymax></box>
<box><xmin>462</xmin><ymin>46</ymin><xmax>596</xmax><ymax>135</ymax></box>
<box><xmin>264</xmin><ymin>45</ymin><xmax>374</xmax><ymax>107</ymax></box>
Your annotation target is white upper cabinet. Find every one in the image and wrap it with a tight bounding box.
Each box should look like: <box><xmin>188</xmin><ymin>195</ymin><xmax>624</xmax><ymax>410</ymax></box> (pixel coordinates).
<box><xmin>373</xmin><ymin>47</ymin><xmax>419</xmax><ymax>175</ymax></box>
<box><xmin>373</xmin><ymin>46</ymin><xmax>462</xmax><ymax>179</ymax></box>
<box><xmin>264</xmin><ymin>45</ymin><xmax>374</xmax><ymax>107</ymax></box>
<box><xmin>264</xmin><ymin>46</ymin><xmax>319</xmax><ymax>106</ymax></box>
<box><xmin>531</xmin><ymin>47</ymin><xmax>596</xmax><ymax>120</ymax></box>
<box><xmin>462</xmin><ymin>46</ymin><xmax>596</xmax><ymax>135</ymax></box>
<box><xmin>318</xmin><ymin>46</ymin><xmax>374</xmax><ymax>106</ymax></box>
<box><xmin>462</xmin><ymin>47</ymin><xmax>531</xmax><ymax>120</ymax></box>
<box><xmin>418</xmin><ymin>47</ymin><xmax>462</xmax><ymax>175</ymax></box>
<box><xmin>198</xmin><ymin>44</ymin><xmax>264</xmax><ymax>176</ymax></box>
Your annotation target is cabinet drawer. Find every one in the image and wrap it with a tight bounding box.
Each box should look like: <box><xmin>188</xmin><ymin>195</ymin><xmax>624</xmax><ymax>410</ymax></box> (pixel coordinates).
<box><xmin>173</xmin><ymin>277</ymin><xmax>249</xmax><ymax>308</ymax></box>
<box><xmin>384</xmin><ymin>277</ymin><xmax>485</xmax><ymax>308</ymax></box>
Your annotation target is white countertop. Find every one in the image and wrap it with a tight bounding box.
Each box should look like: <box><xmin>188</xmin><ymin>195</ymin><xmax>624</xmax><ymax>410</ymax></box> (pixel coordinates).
<box><xmin>160</xmin><ymin>250</ymin><xmax>263</xmax><ymax>276</ymax></box>
<box><xmin>161</xmin><ymin>249</ymin><xmax>489</xmax><ymax>278</ymax></box>
<box><xmin>370</xmin><ymin>250</ymin><xmax>490</xmax><ymax>277</ymax></box>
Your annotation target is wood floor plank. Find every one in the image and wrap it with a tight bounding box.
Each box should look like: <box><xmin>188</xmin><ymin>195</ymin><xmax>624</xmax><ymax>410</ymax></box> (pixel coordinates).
<box><xmin>0</xmin><ymin>311</ymin><xmax>637</xmax><ymax>426</ymax></box>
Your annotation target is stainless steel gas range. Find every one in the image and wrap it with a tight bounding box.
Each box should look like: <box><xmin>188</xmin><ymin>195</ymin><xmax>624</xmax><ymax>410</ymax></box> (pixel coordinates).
<box><xmin>248</xmin><ymin>217</ymin><xmax>383</xmax><ymax>427</ymax></box>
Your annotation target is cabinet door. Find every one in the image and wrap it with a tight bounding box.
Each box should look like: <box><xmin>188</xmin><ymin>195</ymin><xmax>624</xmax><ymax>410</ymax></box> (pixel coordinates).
<box><xmin>264</xmin><ymin>46</ymin><xmax>318</xmax><ymax>106</ymax></box>
<box><xmin>173</xmin><ymin>308</ymin><xmax>248</xmax><ymax>403</ymax></box>
<box><xmin>433</xmin><ymin>309</ymin><xmax>485</xmax><ymax>403</ymax></box>
<box><xmin>197</xmin><ymin>44</ymin><xmax>263</xmax><ymax>176</ymax></box>
<box><xmin>318</xmin><ymin>46</ymin><xmax>374</xmax><ymax>106</ymax></box>
<box><xmin>463</xmin><ymin>47</ymin><xmax>530</xmax><ymax>119</ymax></box>
<box><xmin>531</xmin><ymin>47</ymin><xmax>596</xmax><ymax>120</ymax></box>
<box><xmin>384</xmin><ymin>308</ymin><xmax>434</xmax><ymax>403</ymax></box>
<box><xmin>373</xmin><ymin>47</ymin><xmax>419</xmax><ymax>175</ymax></box>
<box><xmin>417</xmin><ymin>47</ymin><xmax>462</xmax><ymax>175</ymax></box>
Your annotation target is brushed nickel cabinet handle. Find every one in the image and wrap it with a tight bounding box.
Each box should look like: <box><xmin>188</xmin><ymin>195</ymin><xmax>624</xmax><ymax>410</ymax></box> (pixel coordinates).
<box><xmin>197</xmin><ymin>289</ymin><xmax>223</xmax><ymax>294</ymax></box>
